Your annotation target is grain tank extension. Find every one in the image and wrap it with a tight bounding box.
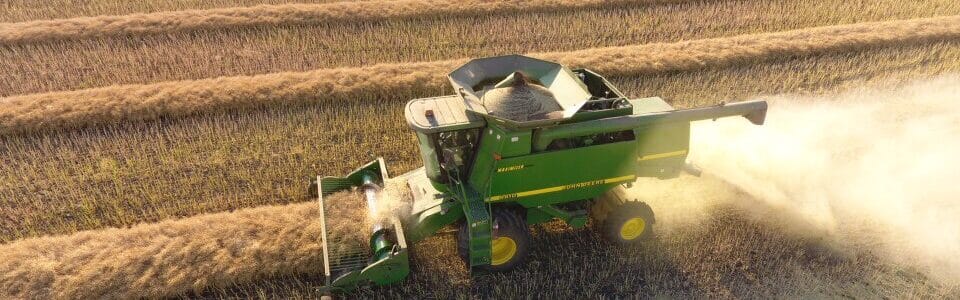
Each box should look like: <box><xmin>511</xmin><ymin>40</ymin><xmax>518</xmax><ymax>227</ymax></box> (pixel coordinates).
<box><xmin>309</xmin><ymin>55</ymin><xmax>767</xmax><ymax>291</ymax></box>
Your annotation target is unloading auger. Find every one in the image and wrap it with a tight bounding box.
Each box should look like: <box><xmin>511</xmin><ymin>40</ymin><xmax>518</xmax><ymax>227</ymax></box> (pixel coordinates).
<box><xmin>309</xmin><ymin>55</ymin><xmax>767</xmax><ymax>291</ymax></box>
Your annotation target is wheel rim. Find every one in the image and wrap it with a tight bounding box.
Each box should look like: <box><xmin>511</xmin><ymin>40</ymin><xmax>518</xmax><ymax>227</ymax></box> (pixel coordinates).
<box><xmin>619</xmin><ymin>217</ymin><xmax>646</xmax><ymax>240</ymax></box>
<box><xmin>490</xmin><ymin>236</ymin><xmax>518</xmax><ymax>266</ymax></box>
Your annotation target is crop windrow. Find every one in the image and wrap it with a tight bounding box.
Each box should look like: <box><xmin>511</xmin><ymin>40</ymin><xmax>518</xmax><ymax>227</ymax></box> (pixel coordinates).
<box><xmin>0</xmin><ymin>192</ymin><xmax>369</xmax><ymax>299</ymax></box>
<box><xmin>0</xmin><ymin>0</ymin><xmax>352</xmax><ymax>22</ymax></box>
<box><xmin>0</xmin><ymin>0</ymin><xmax>650</xmax><ymax>45</ymax></box>
<box><xmin>5</xmin><ymin>0</ymin><xmax>954</xmax><ymax>96</ymax></box>
<box><xmin>2</xmin><ymin>16</ymin><xmax>958</xmax><ymax>136</ymax></box>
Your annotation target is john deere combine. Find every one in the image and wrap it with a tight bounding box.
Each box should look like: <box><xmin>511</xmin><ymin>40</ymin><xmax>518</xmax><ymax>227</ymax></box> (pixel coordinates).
<box><xmin>311</xmin><ymin>55</ymin><xmax>766</xmax><ymax>291</ymax></box>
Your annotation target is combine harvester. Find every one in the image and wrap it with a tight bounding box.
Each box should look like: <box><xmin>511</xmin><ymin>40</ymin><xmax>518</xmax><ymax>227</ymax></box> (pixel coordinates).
<box><xmin>310</xmin><ymin>55</ymin><xmax>767</xmax><ymax>291</ymax></box>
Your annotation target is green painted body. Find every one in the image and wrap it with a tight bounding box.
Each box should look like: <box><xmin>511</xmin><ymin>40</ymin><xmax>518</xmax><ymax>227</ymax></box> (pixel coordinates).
<box><xmin>405</xmin><ymin>60</ymin><xmax>765</xmax><ymax>271</ymax></box>
<box><xmin>473</xmin><ymin>125</ymin><xmax>640</xmax><ymax>205</ymax></box>
<box><xmin>314</xmin><ymin>55</ymin><xmax>767</xmax><ymax>292</ymax></box>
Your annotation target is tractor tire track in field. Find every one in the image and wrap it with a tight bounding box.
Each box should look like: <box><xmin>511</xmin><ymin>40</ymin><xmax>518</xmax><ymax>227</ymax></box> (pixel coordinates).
<box><xmin>2</xmin><ymin>16</ymin><xmax>959</xmax><ymax>136</ymax></box>
<box><xmin>0</xmin><ymin>0</ymin><xmax>652</xmax><ymax>45</ymax></box>
<box><xmin>0</xmin><ymin>191</ymin><xmax>371</xmax><ymax>299</ymax></box>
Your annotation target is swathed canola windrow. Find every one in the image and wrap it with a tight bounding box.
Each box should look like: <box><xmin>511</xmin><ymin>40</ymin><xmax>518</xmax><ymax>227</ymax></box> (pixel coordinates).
<box><xmin>3</xmin><ymin>16</ymin><xmax>959</xmax><ymax>135</ymax></box>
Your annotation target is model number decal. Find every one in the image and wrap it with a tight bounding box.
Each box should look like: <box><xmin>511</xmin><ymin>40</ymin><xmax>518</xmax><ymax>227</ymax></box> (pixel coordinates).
<box><xmin>496</xmin><ymin>165</ymin><xmax>525</xmax><ymax>173</ymax></box>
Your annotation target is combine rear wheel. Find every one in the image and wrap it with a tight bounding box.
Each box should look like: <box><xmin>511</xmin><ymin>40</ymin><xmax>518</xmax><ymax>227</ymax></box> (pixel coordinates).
<box><xmin>594</xmin><ymin>200</ymin><xmax>655</xmax><ymax>245</ymax></box>
<box><xmin>457</xmin><ymin>209</ymin><xmax>531</xmax><ymax>272</ymax></box>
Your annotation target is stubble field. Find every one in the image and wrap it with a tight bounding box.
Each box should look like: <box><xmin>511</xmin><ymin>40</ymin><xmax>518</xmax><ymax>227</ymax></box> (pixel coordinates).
<box><xmin>1</xmin><ymin>0</ymin><xmax>959</xmax><ymax>298</ymax></box>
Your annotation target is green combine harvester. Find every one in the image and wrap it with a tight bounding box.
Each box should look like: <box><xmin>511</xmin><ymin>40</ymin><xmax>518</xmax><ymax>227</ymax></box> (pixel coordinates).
<box><xmin>310</xmin><ymin>55</ymin><xmax>767</xmax><ymax>291</ymax></box>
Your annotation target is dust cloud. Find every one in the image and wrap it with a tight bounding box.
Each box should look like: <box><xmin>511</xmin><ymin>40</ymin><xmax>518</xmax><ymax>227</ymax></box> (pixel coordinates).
<box><xmin>688</xmin><ymin>74</ymin><xmax>960</xmax><ymax>282</ymax></box>
<box><xmin>374</xmin><ymin>176</ymin><xmax>415</xmax><ymax>225</ymax></box>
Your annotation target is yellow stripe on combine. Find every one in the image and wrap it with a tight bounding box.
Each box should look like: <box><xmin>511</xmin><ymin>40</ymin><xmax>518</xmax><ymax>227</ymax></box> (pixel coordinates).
<box><xmin>487</xmin><ymin>175</ymin><xmax>637</xmax><ymax>202</ymax></box>
<box><xmin>637</xmin><ymin>149</ymin><xmax>687</xmax><ymax>161</ymax></box>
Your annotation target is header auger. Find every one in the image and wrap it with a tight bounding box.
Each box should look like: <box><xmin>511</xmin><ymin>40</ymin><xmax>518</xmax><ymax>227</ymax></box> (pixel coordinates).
<box><xmin>310</xmin><ymin>55</ymin><xmax>767</xmax><ymax>291</ymax></box>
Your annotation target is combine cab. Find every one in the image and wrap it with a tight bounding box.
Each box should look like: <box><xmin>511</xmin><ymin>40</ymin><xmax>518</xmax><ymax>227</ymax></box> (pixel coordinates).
<box><xmin>311</xmin><ymin>55</ymin><xmax>767</xmax><ymax>291</ymax></box>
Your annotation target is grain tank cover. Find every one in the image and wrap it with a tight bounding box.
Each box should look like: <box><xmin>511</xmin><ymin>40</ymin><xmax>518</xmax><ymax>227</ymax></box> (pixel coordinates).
<box><xmin>448</xmin><ymin>55</ymin><xmax>592</xmax><ymax>128</ymax></box>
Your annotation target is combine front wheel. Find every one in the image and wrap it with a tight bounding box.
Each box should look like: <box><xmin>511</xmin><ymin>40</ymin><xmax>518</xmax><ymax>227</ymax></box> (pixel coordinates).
<box><xmin>458</xmin><ymin>209</ymin><xmax>531</xmax><ymax>272</ymax></box>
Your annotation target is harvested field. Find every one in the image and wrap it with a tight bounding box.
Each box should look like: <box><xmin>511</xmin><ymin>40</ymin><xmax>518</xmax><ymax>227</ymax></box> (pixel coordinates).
<box><xmin>2</xmin><ymin>0</ymin><xmax>959</xmax><ymax>298</ymax></box>
<box><xmin>207</xmin><ymin>175</ymin><xmax>960</xmax><ymax>298</ymax></box>
<box><xmin>3</xmin><ymin>0</ymin><xmax>959</xmax><ymax>96</ymax></box>
<box><xmin>0</xmin><ymin>0</ymin><xmax>642</xmax><ymax>45</ymax></box>
<box><xmin>3</xmin><ymin>16</ymin><xmax>960</xmax><ymax>135</ymax></box>
<box><xmin>691</xmin><ymin>74</ymin><xmax>960</xmax><ymax>282</ymax></box>
<box><xmin>4</xmin><ymin>41</ymin><xmax>959</xmax><ymax>243</ymax></box>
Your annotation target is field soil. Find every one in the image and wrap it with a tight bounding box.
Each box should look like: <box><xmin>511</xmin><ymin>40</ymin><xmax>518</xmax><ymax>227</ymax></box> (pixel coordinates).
<box><xmin>1</xmin><ymin>0</ymin><xmax>959</xmax><ymax>298</ymax></box>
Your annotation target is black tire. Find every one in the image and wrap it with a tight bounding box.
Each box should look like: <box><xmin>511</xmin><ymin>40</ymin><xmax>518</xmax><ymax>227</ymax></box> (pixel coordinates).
<box><xmin>601</xmin><ymin>201</ymin><xmax>656</xmax><ymax>245</ymax></box>
<box><xmin>457</xmin><ymin>209</ymin><xmax>531</xmax><ymax>272</ymax></box>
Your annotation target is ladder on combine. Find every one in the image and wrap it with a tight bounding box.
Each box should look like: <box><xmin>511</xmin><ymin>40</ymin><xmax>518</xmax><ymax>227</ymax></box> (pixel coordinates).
<box><xmin>462</xmin><ymin>185</ymin><xmax>492</xmax><ymax>267</ymax></box>
<box><xmin>443</xmin><ymin>162</ymin><xmax>492</xmax><ymax>268</ymax></box>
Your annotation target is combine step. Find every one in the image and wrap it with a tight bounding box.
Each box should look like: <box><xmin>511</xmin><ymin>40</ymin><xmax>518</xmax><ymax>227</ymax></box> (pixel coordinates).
<box><xmin>461</xmin><ymin>186</ymin><xmax>493</xmax><ymax>268</ymax></box>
